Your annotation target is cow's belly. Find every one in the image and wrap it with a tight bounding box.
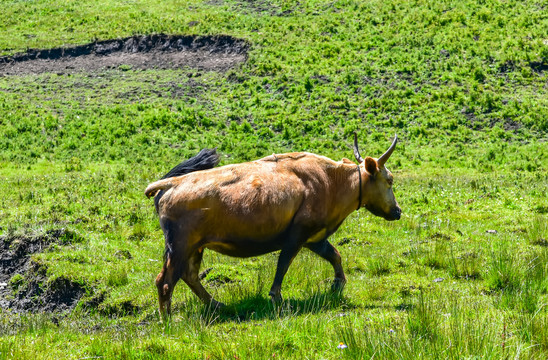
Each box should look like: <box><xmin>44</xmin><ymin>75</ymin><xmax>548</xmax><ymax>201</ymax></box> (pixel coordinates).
<box><xmin>202</xmin><ymin>223</ymin><xmax>333</xmax><ymax>258</ymax></box>
<box><xmin>204</xmin><ymin>236</ymin><xmax>284</xmax><ymax>257</ymax></box>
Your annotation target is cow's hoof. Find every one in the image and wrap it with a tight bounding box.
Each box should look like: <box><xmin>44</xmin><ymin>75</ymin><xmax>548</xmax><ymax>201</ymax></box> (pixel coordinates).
<box><xmin>331</xmin><ymin>278</ymin><xmax>346</xmax><ymax>293</ymax></box>
<box><xmin>269</xmin><ymin>292</ymin><xmax>283</xmax><ymax>305</ymax></box>
<box><xmin>209</xmin><ymin>299</ymin><xmax>226</xmax><ymax>309</ymax></box>
<box><xmin>159</xmin><ymin>309</ymin><xmax>170</xmax><ymax>323</ymax></box>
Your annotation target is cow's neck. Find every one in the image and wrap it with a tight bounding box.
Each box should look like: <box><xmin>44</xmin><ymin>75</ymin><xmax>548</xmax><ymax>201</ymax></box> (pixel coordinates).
<box><xmin>326</xmin><ymin>162</ymin><xmax>365</xmax><ymax>226</ymax></box>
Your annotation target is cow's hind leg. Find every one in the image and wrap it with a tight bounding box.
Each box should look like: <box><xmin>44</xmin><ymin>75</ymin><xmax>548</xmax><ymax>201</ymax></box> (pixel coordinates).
<box><xmin>305</xmin><ymin>240</ymin><xmax>347</xmax><ymax>292</ymax></box>
<box><xmin>156</xmin><ymin>219</ymin><xmax>187</xmax><ymax>320</ymax></box>
<box><xmin>180</xmin><ymin>249</ymin><xmax>224</xmax><ymax>308</ymax></box>
<box><xmin>156</xmin><ymin>249</ymin><xmax>183</xmax><ymax>320</ymax></box>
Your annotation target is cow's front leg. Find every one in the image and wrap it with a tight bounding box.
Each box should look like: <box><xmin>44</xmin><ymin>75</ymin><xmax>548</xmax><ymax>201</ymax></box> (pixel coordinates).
<box><xmin>269</xmin><ymin>242</ymin><xmax>303</xmax><ymax>304</ymax></box>
<box><xmin>305</xmin><ymin>240</ymin><xmax>346</xmax><ymax>293</ymax></box>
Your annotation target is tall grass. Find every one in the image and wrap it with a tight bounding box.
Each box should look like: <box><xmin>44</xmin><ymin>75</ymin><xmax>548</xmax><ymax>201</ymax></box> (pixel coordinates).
<box><xmin>338</xmin><ymin>292</ymin><xmax>526</xmax><ymax>359</ymax></box>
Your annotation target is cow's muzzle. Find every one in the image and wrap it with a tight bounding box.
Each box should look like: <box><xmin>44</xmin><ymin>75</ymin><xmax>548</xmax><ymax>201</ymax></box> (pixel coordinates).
<box><xmin>365</xmin><ymin>204</ymin><xmax>402</xmax><ymax>221</ymax></box>
<box><xmin>387</xmin><ymin>206</ymin><xmax>402</xmax><ymax>221</ymax></box>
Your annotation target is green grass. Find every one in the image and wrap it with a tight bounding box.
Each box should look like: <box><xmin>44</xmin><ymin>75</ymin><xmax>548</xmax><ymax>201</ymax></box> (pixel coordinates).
<box><xmin>1</xmin><ymin>0</ymin><xmax>548</xmax><ymax>358</ymax></box>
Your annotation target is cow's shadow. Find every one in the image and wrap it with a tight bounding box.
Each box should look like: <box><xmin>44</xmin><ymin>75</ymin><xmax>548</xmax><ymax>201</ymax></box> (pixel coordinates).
<box><xmin>197</xmin><ymin>291</ymin><xmax>362</xmax><ymax>323</ymax></box>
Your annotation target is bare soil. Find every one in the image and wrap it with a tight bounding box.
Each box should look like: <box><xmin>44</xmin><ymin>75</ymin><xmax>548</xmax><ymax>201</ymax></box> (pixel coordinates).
<box><xmin>0</xmin><ymin>34</ymin><xmax>248</xmax><ymax>75</ymax></box>
<box><xmin>0</xmin><ymin>229</ymin><xmax>85</xmax><ymax>312</ymax></box>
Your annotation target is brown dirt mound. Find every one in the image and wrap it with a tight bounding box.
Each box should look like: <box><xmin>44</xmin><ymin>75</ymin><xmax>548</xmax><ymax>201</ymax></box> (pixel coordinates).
<box><xmin>0</xmin><ymin>34</ymin><xmax>248</xmax><ymax>75</ymax></box>
<box><xmin>0</xmin><ymin>229</ymin><xmax>85</xmax><ymax>312</ymax></box>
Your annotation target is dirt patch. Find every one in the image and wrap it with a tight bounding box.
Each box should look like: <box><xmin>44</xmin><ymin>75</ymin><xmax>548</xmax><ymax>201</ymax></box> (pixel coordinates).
<box><xmin>502</xmin><ymin>118</ymin><xmax>521</xmax><ymax>131</ymax></box>
<box><xmin>461</xmin><ymin>106</ymin><xmax>482</xmax><ymax>129</ymax></box>
<box><xmin>529</xmin><ymin>60</ymin><xmax>548</xmax><ymax>73</ymax></box>
<box><xmin>488</xmin><ymin>117</ymin><xmax>522</xmax><ymax>132</ymax></box>
<box><xmin>0</xmin><ymin>229</ymin><xmax>85</xmax><ymax>312</ymax></box>
<box><xmin>0</xmin><ymin>34</ymin><xmax>248</xmax><ymax>75</ymax></box>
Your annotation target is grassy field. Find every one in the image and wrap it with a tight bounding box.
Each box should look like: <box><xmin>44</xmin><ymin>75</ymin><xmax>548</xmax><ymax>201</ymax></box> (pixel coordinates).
<box><xmin>1</xmin><ymin>0</ymin><xmax>548</xmax><ymax>358</ymax></box>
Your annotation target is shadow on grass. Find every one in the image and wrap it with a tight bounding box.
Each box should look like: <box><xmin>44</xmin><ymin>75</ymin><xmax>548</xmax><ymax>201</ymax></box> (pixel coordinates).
<box><xmin>197</xmin><ymin>291</ymin><xmax>364</xmax><ymax>323</ymax></box>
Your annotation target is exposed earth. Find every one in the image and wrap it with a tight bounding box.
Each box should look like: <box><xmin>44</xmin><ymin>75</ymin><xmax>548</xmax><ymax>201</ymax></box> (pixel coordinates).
<box><xmin>0</xmin><ymin>34</ymin><xmax>248</xmax><ymax>75</ymax></box>
<box><xmin>0</xmin><ymin>229</ymin><xmax>85</xmax><ymax>312</ymax></box>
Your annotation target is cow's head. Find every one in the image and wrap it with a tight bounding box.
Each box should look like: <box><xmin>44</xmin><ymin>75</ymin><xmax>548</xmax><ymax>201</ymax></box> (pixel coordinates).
<box><xmin>354</xmin><ymin>134</ymin><xmax>402</xmax><ymax>221</ymax></box>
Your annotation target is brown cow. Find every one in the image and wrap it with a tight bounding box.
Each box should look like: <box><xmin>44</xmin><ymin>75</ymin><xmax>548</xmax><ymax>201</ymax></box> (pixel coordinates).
<box><xmin>145</xmin><ymin>134</ymin><xmax>401</xmax><ymax>317</ymax></box>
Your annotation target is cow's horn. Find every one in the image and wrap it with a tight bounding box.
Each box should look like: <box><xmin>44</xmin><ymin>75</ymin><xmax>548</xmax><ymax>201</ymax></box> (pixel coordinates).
<box><xmin>353</xmin><ymin>132</ymin><xmax>364</xmax><ymax>163</ymax></box>
<box><xmin>377</xmin><ymin>134</ymin><xmax>397</xmax><ymax>167</ymax></box>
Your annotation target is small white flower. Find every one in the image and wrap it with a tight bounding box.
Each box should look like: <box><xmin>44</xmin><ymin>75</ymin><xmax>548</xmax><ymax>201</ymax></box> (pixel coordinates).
<box><xmin>337</xmin><ymin>342</ymin><xmax>348</xmax><ymax>349</ymax></box>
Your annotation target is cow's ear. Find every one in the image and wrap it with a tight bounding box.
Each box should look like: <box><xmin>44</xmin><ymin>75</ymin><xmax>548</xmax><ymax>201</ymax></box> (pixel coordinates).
<box><xmin>365</xmin><ymin>157</ymin><xmax>378</xmax><ymax>175</ymax></box>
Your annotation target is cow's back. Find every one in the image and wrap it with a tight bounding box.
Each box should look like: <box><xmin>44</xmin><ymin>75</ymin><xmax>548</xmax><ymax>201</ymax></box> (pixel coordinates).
<box><xmin>156</xmin><ymin>153</ymin><xmax>327</xmax><ymax>241</ymax></box>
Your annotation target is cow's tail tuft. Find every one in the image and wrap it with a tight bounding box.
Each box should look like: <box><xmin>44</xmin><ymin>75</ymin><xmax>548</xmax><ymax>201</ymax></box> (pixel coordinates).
<box><xmin>160</xmin><ymin>148</ymin><xmax>220</xmax><ymax>180</ymax></box>
<box><xmin>145</xmin><ymin>148</ymin><xmax>220</xmax><ymax>200</ymax></box>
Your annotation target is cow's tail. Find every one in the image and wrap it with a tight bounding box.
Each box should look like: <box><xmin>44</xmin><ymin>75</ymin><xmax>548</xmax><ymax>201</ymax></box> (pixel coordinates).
<box><xmin>144</xmin><ymin>148</ymin><xmax>220</xmax><ymax>203</ymax></box>
<box><xmin>145</xmin><ymin>178</ymin><xmax>175</xmax><ymax>198</ymax></box>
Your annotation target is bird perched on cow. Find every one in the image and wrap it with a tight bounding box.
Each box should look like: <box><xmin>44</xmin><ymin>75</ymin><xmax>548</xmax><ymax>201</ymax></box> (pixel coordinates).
<box><xmin>145</xmin><ymin>134</ymin><xmax>401</xmax><ymax>318</ymax></box>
